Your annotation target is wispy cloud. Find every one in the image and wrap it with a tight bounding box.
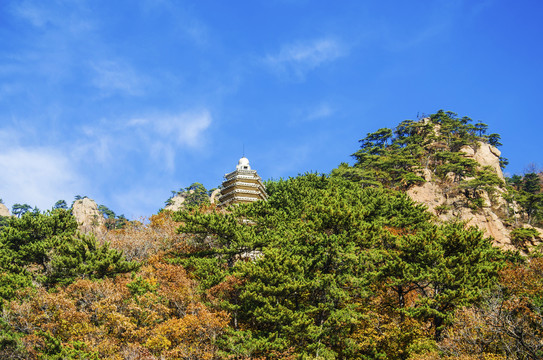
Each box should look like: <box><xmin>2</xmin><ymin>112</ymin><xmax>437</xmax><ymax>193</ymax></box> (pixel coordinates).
<box><xmin>306</xmin><ymin>103</ymin><xmax>334</xmax><ymax>121</ymax></box>
<box><xmin>0</xmin><ymin>145</ymin><xmax>84</xmax><ymax>211</ymax></box>
<box><xmin>12</xmin><ymin>1</ymin><xmax>50</xmax><ymax>27</ymax></box>
<box><xmin>139</xmin><ymin>0</ymin><xmax>210</xmax><ymax>46</ymax></box>
<box><xmin>0</xmin><ymin>107</ymin><xmax>213</xmax><ymax>212</ymax></box>
<box><xmin>264</xmin><ymin>38</ymin><xmax>347</xmax><ymax>80</ymax></box>
<box><xmin>11</xmin><ymin>0</ymin><xmax>93</xmax><ymax>34</ymax></box>
<box><xmin>79</xmin><ymin>109</ymin><xmax>212</xmax><ymax>172</ymax></box>
<box><xmin>6</xmin><ymin>1</ymin><xmax>147</xmax><ymax>99</ymax></box>
<box><xmin>288</xmin><ymin>102</ymin><xmax>335</xmax><ymax>126</ymax></box>
<box><xmin>150</xmin><ymin>110</ymin><xmax>212</xmax><ymax>148</ymax></box>
<box><xmin>91</xmin><ymin>61</ymin><xmax>147</xmax><ymax>96</ymax></box>
<box><xmin>127</xmin><ymin>110</ymin><xmax>212</xmax><ymax>171</ymax></box>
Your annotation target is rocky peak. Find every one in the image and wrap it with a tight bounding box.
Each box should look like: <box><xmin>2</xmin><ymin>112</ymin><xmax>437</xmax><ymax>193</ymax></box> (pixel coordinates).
<box><xmin>0</xmin><ymin>203</ymin><xmax>10</xmax><ymax>217</ymax></box>
<box><xmin>460</xmin><ymin>142</ymin><xmax>504</xmax><ymax>181</ymax></box>
<box><xmin>407</xmin><ymin>141</ymin><xmax>516</xmax><ymax>250</ymax></box>
<box><xmin>209</xmin><ymin>188</ymin><xmax>221</xmax><ymax>204</ymax></box>
<box><xmin>339</xmin><ymin>111</ymin><xmax>538</xmax><ymax>252</ymax></box>
<box><xmin>164</xmin><ymin>192</ymin><xmax>190</xmax><ymax>212</ymax></box>
<box><xmin>71</xmin><ymin>197</ymin><xmax>106</xmax><ymax>236</ymax></box>
<box><xmin>164</xmin><ymin>187</ymin><xmax>220</xmax><ymax>212</ymax></box>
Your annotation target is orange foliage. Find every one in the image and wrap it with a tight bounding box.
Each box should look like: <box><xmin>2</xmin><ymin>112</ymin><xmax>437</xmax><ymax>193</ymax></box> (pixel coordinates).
<box><xmin>3</xmin><ymin>259</ymin><xmax>229</xmax><ymax>359</ymax></box>
<box><xmin>384</xmin><ymin>226</ymin><xmax>412</xmax><ymax>237</ymax></box>
<box><xmin>411</xmin><ymin>352</ymin><xmax>506</xmax><ymax>360</ymax></box>
<box><xmin>146</xmin><ymin>304</ymin><xmax>228</xmax><ymax>359</ymax></box>
<box><xmin>350</xmin><ymin>294</ymin><xmax>434</xmax><ymax>358</ymax></box>
<box><xmin>438</xmin><ymin>259</ymin><xmax>543</xmax><ymax>359</ymax></box>
<box><xmin>208</xmin><ymin>275</ymin><xmax>244</xmax><ymax>304</ymax></box>
<box><xmin>103</xmin><ymin>211</ymin><xmax>191</xmax><ymax>261</ymax></box>
<box><xmin>499</xmin><ymin>257</ymin><xmax>543</xmax><ymax>297</ymax></box>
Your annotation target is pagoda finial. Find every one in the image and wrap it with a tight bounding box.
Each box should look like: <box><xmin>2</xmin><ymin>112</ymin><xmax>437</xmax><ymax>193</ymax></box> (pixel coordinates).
<box><xmin>236</xmin><ymin>156</ymin><xmax>251</xmax><ymax>170</ymax></box>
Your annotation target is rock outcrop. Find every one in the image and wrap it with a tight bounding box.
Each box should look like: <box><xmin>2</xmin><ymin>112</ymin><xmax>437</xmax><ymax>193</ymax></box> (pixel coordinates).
<box><xmin>407</xmin><ymin>142</ymin><xmax>515</xmax><ymax>249</ymax></box>
<box><xmin>0</xmin><ymin>203</ymin><xmax>10</xmax><ymax>217</ymax></box>
<box><xmin>164</xmin><ymin>193</ymin><xmax>189</xmax><ymax>212</ymax></box>
<box><xmin>460</xmin><ymin>143</ymin><xmax>504</xmax><ymax>181</ymax></box>
<box><xmin>516</xmin><ymin>225</ymin><xmax>543</xmax><ymax>250</ymax></box>
<box><xmin>72</xmin><ymin>198</ymin><xmax>106</xmax><ymax>236</ymax></box>
<box><xmin>209</xmin><ymin>189</ymin><xmax>221</xmax><ymax>204</ymax></box>
<box><xmin>164</xmin><ymin>189</ymin><xmax>221</xmax><ymax>211</ymax></box>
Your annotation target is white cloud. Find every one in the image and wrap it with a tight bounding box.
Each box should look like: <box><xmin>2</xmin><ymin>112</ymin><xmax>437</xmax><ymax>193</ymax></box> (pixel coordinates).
<box><xmin>78</xmin><ymin>133</ymin><xmax>113</xmax><ymax>165</ymax></box>
<box><xmin>91</xmin><ymin>61</ymin><xmax>147</xmax><ymax>96</ymax></box>
<box><xmin>0</xmin><ymin>147</ymin><xmax>84</xmax><ymax>210</ymax></box>
<box><xmin>0</xmin><ymin>108</ymin><xmax>212</xmax><ymax>214</ymax></box>
<box><xmin>8</xmin><ymin>2</ymin><xmax>144</xmax><ymax>98</ymax></box>
<box><xmin>2</xmin><ymin>1</ymin><xmax>99</xmax><ymax>94</ymax></box>
<box><xmin>265</xmin><ymin>38</ymin><xmax>347</xmax><ymax>80</ymax></box>
<box><xmin>154</xmin><ymin>110</ymin><xmax>212</xmax><ymax>147</ymax></box>
<box><xmin>0</xmin><ymin>128</ymin><xmax>22</xmax><ymax>145</ymax></box>
<box><xmin>78</xmin><ymin>109</ymin><xmax>212</xmax><ymax>171</ymax></box>
<box><xmin>132</xmin><ymin>110</ymin><xmax>212</xmax><ymax>171</ymax></box>
<box><xmin>125</xmin><ymin>110</ymin><xmax>212</xmax><ymax>148</ymax></box>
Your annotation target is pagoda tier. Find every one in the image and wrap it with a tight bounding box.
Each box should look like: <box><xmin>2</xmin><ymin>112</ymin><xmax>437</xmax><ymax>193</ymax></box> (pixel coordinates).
<box><xmin>218</xmin><ymin>157</ymin><xmax>268</xmax><ymax>207</ymax></box>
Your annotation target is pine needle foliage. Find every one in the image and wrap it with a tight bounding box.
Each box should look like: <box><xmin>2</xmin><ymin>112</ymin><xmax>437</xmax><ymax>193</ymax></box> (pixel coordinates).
<box><xmin>175</xmin><ymin>173</ymin><xmax>503</xmax><ymax>358</ymax></box>
<box><xmin>0</xmin><ymin>209</ymin><xmax>138</xmax><ymax>305</ymax></box>
<box><xmin>332</xmin><ymin>110</ymin><xmax>504</xmax><ymax>192</ymax></box>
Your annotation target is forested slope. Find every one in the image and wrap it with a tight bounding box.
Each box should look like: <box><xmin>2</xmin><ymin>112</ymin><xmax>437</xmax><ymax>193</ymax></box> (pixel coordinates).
<box><xmin>0</xmin><ymin>111</ymin><xmax>542</xmax><ymax>359</ymax></box>
<box><xmin>333</xmin><ymin>110</ymin><xmax>542</xmax><ymax>250</ymax></box>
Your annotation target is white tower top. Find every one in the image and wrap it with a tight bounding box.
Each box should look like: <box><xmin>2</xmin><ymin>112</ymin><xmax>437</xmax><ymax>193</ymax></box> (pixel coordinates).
<box><xmin>236</xmin><ymin>157</ymin><xmax>251</xmax><ymax>170</ymax></box>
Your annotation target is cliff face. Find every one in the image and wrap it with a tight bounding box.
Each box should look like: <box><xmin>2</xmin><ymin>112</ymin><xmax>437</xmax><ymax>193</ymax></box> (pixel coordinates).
<box><xmin>0</xmin><ymin>203</ymin><xmax>10</xmax><ymax>217</ymax></box>
<box><xmin>164</xmin><ymin>193</ymin><xmax>189</xmax><ymax>212</ymax></box>
<box><xmin>209</xmin><ymin>188</ymin><xmax>221</xmax><ymax>204</ymax></box>
<box><xmin>460</xmin><ymin>143</ymin><xmax>504</xmax><ymax>181</ymax></box>
<box><xmin>71</xmin><ymin>198</ymin><xmax>106</xmax><ymax>236</ymax></box>
<box><xmin>406</xmin><ymin>142</ymin><xmax>537</xmax><ymax>251</ymax></box>
<box><xmin>164</xmin><ymin>189</ymin><xmax>220</xmax><ymax>211</ymax></box>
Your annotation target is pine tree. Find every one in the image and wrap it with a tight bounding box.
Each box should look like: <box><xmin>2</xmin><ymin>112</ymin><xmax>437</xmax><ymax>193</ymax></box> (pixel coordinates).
<box><xmin>0</xmin><ymin>209</ymin><xmax>138</xmax><ymax>305</ymax></box>
<box><xmin>375</xmin><ymin>222</ymin><xmax>503</xmax><ymax>340</ymax></box>
<box><xmin>46</xmin><ymin>232</ymin><xmax>139</xmax><ymax>285</ymax></box>
<box><xmin>176</xmin><ymin>174</ymin><xmax>501</xmax><ymax>357</ymax></box>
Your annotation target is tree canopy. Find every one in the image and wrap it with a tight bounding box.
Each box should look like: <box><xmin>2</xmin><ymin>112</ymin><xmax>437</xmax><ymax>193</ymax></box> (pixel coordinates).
<box><xmin>0</xmin><ymin>209</ymin><xmax>138</xmax><ymax>306</ymax></box>
<box><xmin>174</xmin><ymin>173</ymin><xmax>504</xmax><ymax>358</ymax></box>
<box><xmin>333</xmin><ymin>110</ymin><xmax>505</xmax><ymax>193</ymax></box>
<box><xmin>1</xmin><ymin>110</ymin><xmax>541</xmax><ymax>359</ymax></box>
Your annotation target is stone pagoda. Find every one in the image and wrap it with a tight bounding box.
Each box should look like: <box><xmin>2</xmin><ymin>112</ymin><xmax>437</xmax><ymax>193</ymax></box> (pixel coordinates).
<box><xmin>218</xmin><ymin>157</ymin><xmax>268</xmax><ymax>207</ymax></box>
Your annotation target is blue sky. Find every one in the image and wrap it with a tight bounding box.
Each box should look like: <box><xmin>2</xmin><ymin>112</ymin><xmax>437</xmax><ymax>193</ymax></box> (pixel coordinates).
<box><xmin>1</xmin><ymin>0</ymin><xmax>542</xmax><ymax>218</ymax></box>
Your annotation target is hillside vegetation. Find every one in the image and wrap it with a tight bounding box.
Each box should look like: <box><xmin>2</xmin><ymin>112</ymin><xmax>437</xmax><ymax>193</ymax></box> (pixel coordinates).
<box><xmin>332</xmin><ymin>110</ymin><xmax>507</xmax><ymax>207</ymax></box>
<box><xmin>334</xmin><ymin>110</ymin><xmax>542</xmax><ymax>245</ymax></box>
<box><xmin>0</xmin><ymin>111</ymin><xmax>542</xmax><ymax>359</ymax></box>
